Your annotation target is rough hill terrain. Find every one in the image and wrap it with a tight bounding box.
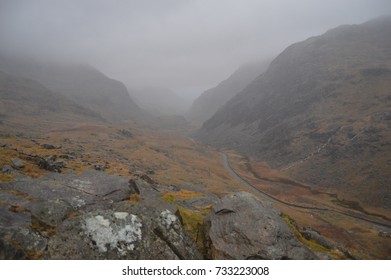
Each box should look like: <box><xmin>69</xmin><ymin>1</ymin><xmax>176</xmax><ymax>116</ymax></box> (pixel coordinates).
<box><xmin>0</xmin><ymin>119</ymin><xmax>322</xmax><ymax>259</ymax></box>
<box><xmin>0</xmin><ymin>56</ymin><xmax>145</xmax><ymax>121</ymax></box>
<box><xmin>187</xmin><ymin>61</ymin><xmax>270</xmax><ymax>125</ymax></box>
<box><xmin>196</xmin><ymin>16</ymin><xmax>391</xmax><ymax>210</ymax></box>
<box><xmin>0</xmin><ymin>71</ymin><xmax>101</xmax><ymax>126</ymax></box>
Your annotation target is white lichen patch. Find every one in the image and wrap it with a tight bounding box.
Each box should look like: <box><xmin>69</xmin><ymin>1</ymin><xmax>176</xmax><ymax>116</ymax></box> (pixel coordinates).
<box><xmin>159</xmin><ymin>209</ymin><xmax>177</xmax><ymax>229</ymax></box>
<box><xmin>83</xmin><ymin>213</ymin><xmax>142</xmax><ymax>255</ymax></box>
<box><xmin>114</xmin><ymin>212</ymin><xmax>129</xmax><ymax>219</ymax></box>
<box><xmin>70</xmin><ymin>196</ymin><xmax>86</xmax><ymax>209</ymax></box>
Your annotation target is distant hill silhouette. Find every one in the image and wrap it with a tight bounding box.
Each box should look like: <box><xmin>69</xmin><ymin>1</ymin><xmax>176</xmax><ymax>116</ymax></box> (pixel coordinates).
<box><xmin>0</xmin><ymin>70</ymin><xmax>101</xmax><ymax>124</ymax></box>
<box><xmin>0</xmin><ymin>56</ymin><xmax>145</xmax><ymax>121</ymax></box>
<box><xmin>187</xmin><ymin>61</ymin><xmax>270</xmax><ymax>125</ymax></box>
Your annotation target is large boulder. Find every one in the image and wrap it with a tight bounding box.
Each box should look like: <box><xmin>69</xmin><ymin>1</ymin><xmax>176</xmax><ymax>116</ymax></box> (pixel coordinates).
<box><xmin>204</xmin><ymin>192</ymin><xmax>317</xmax><ymax>259</ymax></box>
<box><xmin>47</xmin><ymin>209</ymin><xmax>202</xmax><ymax>260</ymax></box>
<box><xmin>0</xmin><ymin>171</ymin><xmax>203</xmax><ymax>259</ymax></box>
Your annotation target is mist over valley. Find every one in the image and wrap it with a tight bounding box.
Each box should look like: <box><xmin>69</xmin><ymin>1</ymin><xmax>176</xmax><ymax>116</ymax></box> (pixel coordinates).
<box><xmin>0</xmin><ymin>0</ymin><xmax>390</xmax><ymax>260</ymax></box>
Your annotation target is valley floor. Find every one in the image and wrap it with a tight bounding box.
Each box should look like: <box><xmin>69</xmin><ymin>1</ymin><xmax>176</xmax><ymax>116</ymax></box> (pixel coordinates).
<box><xmin>224</xmin><ymin>152</ymin><xmax>391</xmax><ymax>259</ymax></box>
<box><xmin>0</xmin><ymin>119</ymin><xmax>390</xmax><ymax>259</ymax></box>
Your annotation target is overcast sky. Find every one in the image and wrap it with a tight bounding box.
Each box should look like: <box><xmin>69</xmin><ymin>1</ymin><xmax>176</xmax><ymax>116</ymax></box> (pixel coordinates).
<box><xmin>1</xmin><ymin>0</ymin><xmax>390</xmax><ymax>100</ymax></box>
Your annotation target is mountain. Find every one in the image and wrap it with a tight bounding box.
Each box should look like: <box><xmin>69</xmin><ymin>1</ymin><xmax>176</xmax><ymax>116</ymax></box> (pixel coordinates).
<box><xmin>0</xmin><ymin>70</ymin><xmax>100</xmax><ymax>126</ymax></box>
<box><xmin>196</xmin><ymin>16</ymin><xmax>391</xmax><ymax>208</ymax></box>
<box><xmin>131</xmin><ymin>87</ymin><xmax>189</xmax><ymax>116</ymax></box>
<box><xmin>187</xmin><ymin>61</ymin><xmax>270</xmax><ymax>125</ymax></box>
<box><xmin>0</xmin><ymin>56</ymin><xmax>145</xmax><ymax>121</ymax></box>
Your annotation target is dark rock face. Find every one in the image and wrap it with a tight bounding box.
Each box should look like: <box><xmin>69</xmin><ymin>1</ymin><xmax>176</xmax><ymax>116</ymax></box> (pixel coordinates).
<box><xmin>37</xmin><ymin>155</ymin><xmax>66</xmax><ymax>172</ymax></box>
<box><xmin>0</xmin><ymin>171</ymin><xmax>202</xmax><ymax>259</ymax></box>
<box><xmin>204</xmin><ymin>192</ymin><xmax>316</xmax><ymax>259</ymax></box>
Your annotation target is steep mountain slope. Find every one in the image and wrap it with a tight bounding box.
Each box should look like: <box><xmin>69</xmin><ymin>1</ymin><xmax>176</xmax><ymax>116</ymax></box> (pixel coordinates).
<box><xmin>196</xmin><ymin>16</ymin><xmax>391</xmax><ymax>208</ymax></box>
<box><xmin>0</xmin><ymin>57</ymin><xmax>145</xmax><ymax>121</ymax></box>
<box><xmin>187</xmin><ymin>61</ymin><xmax>270</xmax><ymax>125</ymax></box>
<box><xmin>0</xmin><ymin>70</ymin><xmax>100</xmax><ymax>124</ymax></box>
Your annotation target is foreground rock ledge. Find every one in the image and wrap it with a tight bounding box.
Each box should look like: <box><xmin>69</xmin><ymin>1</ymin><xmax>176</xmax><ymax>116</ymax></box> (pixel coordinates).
<box><xmin>0</xmin><ymin>171</ymin><xmax>202</xmax><ymax>259</ymax></box>
<box><xmin>204</xmin><ymin>192</ymin><xmax>317</xmax><ymax>259</ymax></box>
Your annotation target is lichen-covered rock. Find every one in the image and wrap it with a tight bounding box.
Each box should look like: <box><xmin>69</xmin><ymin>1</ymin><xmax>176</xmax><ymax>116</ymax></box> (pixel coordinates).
<box><xmin>0</xmin><ymin>171</ymin><xmax>204</xmax><ymax>259</ymax></box>
<box><xmin>82</xmin><ymin>212</ymin><xmax>142</xmax><ymax>254</ymax></box>
<box><xmin>204</xmin><ymin>192</ymin><xmax>317</xmax><ymax>260</ymax></box>
<box><xmin>47</xmin><ymin>209</ymin><xmax>202</xmax><ymax>260</ymax></box>
<box><xmin>154</xmin><ymin>209</ymin><xmax>202</xmax><ymax>260</ymax></box>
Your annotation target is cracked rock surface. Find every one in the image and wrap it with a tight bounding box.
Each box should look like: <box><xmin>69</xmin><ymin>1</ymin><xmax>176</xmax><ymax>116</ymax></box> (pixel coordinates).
<box><xmin>204</xmin><ymin>192</ymin><xmax>317</xmax><ymax>260</ymax></box>
<box><xmin>0</xmin><ymin>171</ymin><xmax>202</xmax><ymax>259</ymax></box>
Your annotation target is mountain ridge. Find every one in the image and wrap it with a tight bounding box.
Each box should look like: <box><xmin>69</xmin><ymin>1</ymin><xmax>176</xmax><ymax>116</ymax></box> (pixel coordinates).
<box><xmin>187</xmin><ymin>61</ymin><xmax>270</xmax><ymax>125</ymax></box>
<box><xmin>196</xmin><ymin>16</ymin><xmax>391</xmax><ymax>209</ymax></box>
<box><xmin>0</xmin><ymin>56</ymin><xmax>145</xmax><ymax>122</ymax></box>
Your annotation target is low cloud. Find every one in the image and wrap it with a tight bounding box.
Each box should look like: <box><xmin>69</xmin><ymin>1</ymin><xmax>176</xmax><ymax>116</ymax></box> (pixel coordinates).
<box><xmin>1</xmin><ymin>0</ymin><xmax>390</xmax><ymax>99</ymax></box>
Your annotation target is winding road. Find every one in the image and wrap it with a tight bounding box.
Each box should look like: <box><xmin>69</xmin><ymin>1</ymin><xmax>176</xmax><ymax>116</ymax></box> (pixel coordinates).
<box><xmin>222</xmin><ymin>153</ymin><xmax>391</xmax><ymax>230</ymax></box>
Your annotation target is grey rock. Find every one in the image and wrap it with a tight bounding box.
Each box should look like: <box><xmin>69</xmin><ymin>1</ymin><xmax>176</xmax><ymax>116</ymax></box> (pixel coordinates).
<box><xmin>93</xmin><ymin>164</ymin><xmax>109</xmax><ymax>171</ymax></box>
<box><xmin>10</xmin><ymin>228</ymin><xmax>47</xmax><ymax>258</ymax></box>
<box><xmin>47</xmin><ymin>209</ymin><xmax>202</xmax><ymax>260</ymax></box>
<box><xmin>128</xmin><ymin>179</ymin><xmax>141</xmax><ymax>195</ymax></box>
<box><xmin>0</xmin><ymin>205</ymin><xmax>31</xmax><ymax>230</ymax></box>
<box><xmin>0</xmin><ymin>237</ymin><xmax>27</xmax><ymax>259</ymax></box>
<box><xmin>1</xmin><ymin>165</ymin><xmax>14</xmax><ymax>174</ymax></box>
<box><xmin>2</xmin><ymin>170</ymin><xmax>134</xmax><ymax>209</ymax></box>
<box><xmin>382</xmin><ymin>112</ymin><xmax>391</xmax><ymax>121</ymax></box>
<box><xmin>30</xmin><ymin>199</ymin><xmax>72</xmax><ymax>228</ymax></box>
<box><xmin>37</xmin><ymin>155</ymin><xmax>66</xmax><ymax>172</ymax></box>
<box><xmin>11</xmin><ymin>158</ymin><xmax>25</xmax><ymax>169</ymax></box>
<box><xmin>300</xmin><ymin>227</ymin><xmax>333</xmax><ymax>249</ymax></box>
<box><xmin>81</xmin><ymin>211</ymin><xmax>142</xmax><ymax>256</ymax></box>
<box><xmin>204</xmin><ymin>192</ymin><xmax>317</xmax><ymax>259</ymax></box>
<box><xmin>0</xmin><ymin>171</ymin><xmax>203</xmax><ymax>259</ymax></box>
<box><xmin>41</xmin><ymin>144</ymin><xmax>56</xmax><ymax>149</ymax></box>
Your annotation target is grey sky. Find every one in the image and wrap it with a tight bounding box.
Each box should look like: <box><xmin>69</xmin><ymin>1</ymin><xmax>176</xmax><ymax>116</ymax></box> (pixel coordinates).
<box><xmin>1</xmin><ymin>0</ymin><xmax>390</xmax><ymax>100</ymax></box>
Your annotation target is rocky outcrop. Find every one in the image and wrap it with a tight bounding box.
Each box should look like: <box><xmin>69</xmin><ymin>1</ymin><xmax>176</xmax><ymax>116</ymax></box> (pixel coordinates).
<box><xmin>0</xmin><ymin>171</ymin><xmax>202</xmax><ymax>259</ymax></box>
<box><xmin>0</xmin><ymin>171</ymin><xmax>322</xmax><ymax>260</ymax></box>
<box><xmin>204</xmin><ymin>192</ymin><xmax>316</xmax><ymax>259</ymax></box>
<box><xmin>48</xmin><ymin>208</ymin><xmax>201</xmax><ymax>259</ymax></box>
<box><xmin>37</xmin><ymin>155</ymin><xmax>66</xmax><ymax>172</ymax></box>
